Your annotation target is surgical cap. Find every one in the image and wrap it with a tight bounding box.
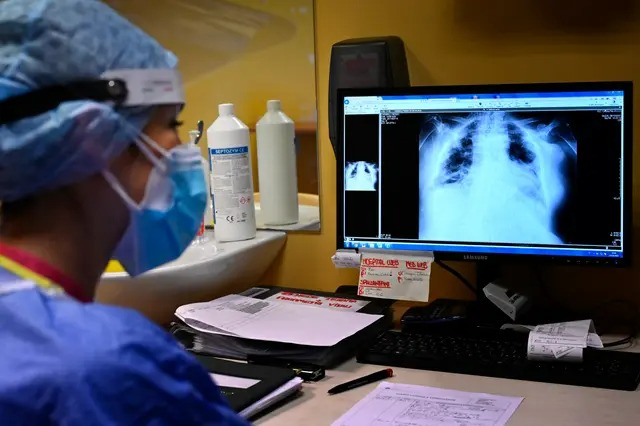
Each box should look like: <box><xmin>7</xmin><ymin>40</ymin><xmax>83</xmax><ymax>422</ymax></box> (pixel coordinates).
<box><xmin>0</xmin><ymin>0</ymin><xmax>178</xmax><ymax>202</ymax></box>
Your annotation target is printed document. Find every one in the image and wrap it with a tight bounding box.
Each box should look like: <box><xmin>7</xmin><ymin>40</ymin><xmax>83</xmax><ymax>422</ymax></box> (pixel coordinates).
<box><xmin>332</xmin><ymin>382</ymin><xmax>523</xmax><ymax>426</ymax></box>
<box><xmin>175</xmin><ymin>294</ymin><xmax>382</xmax><ymax>347</ymax></box>
<box><xmin>526</xmin><ymin>319</ymin><xmax>602</xmax><ymax>362</ymax></box>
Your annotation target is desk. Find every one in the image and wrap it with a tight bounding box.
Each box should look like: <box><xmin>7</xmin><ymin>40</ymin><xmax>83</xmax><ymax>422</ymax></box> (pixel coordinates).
<box><xmin>256</xmin><ymin>344</ymin><xmax>640</xmax><ymax>425</ymax></box>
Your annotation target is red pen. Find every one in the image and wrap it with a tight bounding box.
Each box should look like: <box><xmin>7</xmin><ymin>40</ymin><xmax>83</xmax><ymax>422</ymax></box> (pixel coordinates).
<box><xmin>327</xmin><ymin>368</ymin><xmax>393</xmax><ymax>395</ymax></box>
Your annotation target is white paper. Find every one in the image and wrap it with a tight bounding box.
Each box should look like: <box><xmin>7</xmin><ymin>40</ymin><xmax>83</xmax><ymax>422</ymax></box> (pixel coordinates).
<box><xmin>587</xmin><ymin>332</ymin><xmax>604</xmax><ymax>348</ymax></box>
<box><xmin>175</xmin><ymin>294</ymin><xmax>382</xmax><ymax>347</ymax></box>
<box><xmin>357</xmin><ymin>251</ymin><xmax>433</xmax><ymax>301</ymax></box>
<box><xmin>527</xmin><ymin>334</ymin><xmax>584</xmax><ymax>362</ymax></box>
<box><xmin>266</xmin><ymin>291</ymin><xmax>369</xmax><ymax>312</ymax></box>
<box><xmin>502</xmin><ymin>323</ymin><xmax>603</xmax><ymax>348</ymax></box>
<box><xmin>526</xmin><ymin>319</ymin><xmax>600</xmax><ymax>362</ymax></box>
<box><xmin>210</xmin><ymin>373</ymin><xmax>260</xmax><ymax>389</ymax></box>
<box><xmin>529</xmin><ymin>319</ymin><xmax>591</xmax><ymax>347</ymax></box>
<box><xmin>332</xmin><ymin>381</ymin><xmax>523</xmax><ymax>426</ymax></box>
<box><xmin>332</xmin><ymin>250</ymin><xmax>361</xmax><ymax>268</ymax></box>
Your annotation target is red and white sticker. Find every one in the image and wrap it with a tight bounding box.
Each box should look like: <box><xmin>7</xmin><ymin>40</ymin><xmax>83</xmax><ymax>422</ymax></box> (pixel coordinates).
<box><xmin>357</xmin><ymin>251</ymin><xmax>433</xmax><ymax>302</ymax></box>
<box><xmin>265</xmin><ymin>291</ymin><xmax>369</xmax><ymax>312</ymax></box>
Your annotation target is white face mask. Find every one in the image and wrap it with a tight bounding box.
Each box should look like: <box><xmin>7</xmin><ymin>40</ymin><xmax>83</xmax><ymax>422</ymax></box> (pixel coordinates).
<box><xmin>103</xmin><ymin>133</ymin><xmax>207</xmax><ymax>276</ymax></box>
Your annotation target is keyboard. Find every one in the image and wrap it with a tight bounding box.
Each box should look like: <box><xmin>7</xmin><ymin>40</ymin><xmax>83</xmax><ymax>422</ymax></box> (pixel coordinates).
<box><xmin>357</xmin><ymin>329</ymin><xmax>640</xmax><ymax>391</ymax></box>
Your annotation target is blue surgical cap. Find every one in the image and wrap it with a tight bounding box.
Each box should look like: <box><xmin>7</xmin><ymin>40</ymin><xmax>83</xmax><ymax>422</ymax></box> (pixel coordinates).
<box><xmin>0</xmin><ymin>0</ymin><xmax>178</xmax><ymax>202</ymax></box>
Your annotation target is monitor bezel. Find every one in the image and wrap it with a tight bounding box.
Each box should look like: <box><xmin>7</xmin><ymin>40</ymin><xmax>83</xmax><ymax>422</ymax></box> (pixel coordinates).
<box><xmin>336</xmin><ymin>81</ymin><xmax>633</xmax><ymax>267</ymax></box>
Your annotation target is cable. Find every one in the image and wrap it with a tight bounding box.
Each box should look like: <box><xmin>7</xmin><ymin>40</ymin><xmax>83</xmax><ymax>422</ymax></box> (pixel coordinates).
<box><xmin>437</xmin><ymin>263</ymin><xmax>637</xmax><ymax>348</ymax></box>
<box><xmin>586</xmin><ymin>299</ymin><xmax>639</xmax><ymax>349</ymax></box>
<box><xmin>435</xmin><ymin>259</ymin><xmax>475</xmax><ymax>294</ymax></box>
<box><xmin>532</xmin><ymin>270</ymin><xmax>638</xmax><ymax>349</ymax></box>
<box><xmin>602</xmin><ymin>336</ymin><xmax>634</xmax><ymax>348</ymax></box>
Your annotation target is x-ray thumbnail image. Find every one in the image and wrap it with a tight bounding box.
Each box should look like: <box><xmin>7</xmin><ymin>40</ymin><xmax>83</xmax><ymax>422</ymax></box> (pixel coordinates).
<box><xmin>345</xmin><ymin>161</ymin><xmax>379</xmax><ymax>191</ymax></box>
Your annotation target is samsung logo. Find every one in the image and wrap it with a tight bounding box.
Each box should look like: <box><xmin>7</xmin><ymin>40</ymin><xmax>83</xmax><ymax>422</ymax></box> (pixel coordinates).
<box><xmin>464</xmin><ymin>255</ymin><xmax>488</xmax><ymax>261</ymax></box>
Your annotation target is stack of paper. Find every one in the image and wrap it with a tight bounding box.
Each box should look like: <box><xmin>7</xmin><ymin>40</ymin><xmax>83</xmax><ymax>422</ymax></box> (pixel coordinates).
<box><xmin>527</xmin><ymin>319</ymin><xmax>603</xmax><ymax>362</ymax></box>
<box><xmin>171</xmin><ymin>289</ymin><xmax>392</xmax><ymax>368</ymax></box>
<box><xmin>175</xmin><ymin>294</ymin><xmax>383</xmax><ymax>347</ymax></box>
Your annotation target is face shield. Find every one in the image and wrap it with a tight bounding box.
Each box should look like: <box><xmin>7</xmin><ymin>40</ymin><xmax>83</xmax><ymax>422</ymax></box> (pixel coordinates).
<box><xmin>0</xmin><ymin>68</ymin><xmax>185</xmax><ymax>125</ymax></box>
<box><xmin>0</xmin><ymin>69</ymin><xmax>185</xmax><ymax>202</ymax></box>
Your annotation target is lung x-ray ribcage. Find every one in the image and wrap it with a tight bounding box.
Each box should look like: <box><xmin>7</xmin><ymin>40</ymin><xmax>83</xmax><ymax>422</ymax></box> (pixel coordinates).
<box><xmin>419</xmin><ymin>111</ymin><xmax>577</xmax><ymax>245</ymax></box>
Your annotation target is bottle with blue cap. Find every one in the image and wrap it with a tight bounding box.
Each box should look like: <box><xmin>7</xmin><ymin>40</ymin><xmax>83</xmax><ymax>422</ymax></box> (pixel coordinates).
<box><xmin>206</xmin><ymin>103</ymin><xmax>257</xmax><ymax>242</ymax></box>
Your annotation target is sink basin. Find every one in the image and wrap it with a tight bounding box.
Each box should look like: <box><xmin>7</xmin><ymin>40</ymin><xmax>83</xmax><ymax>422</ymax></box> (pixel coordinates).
<box><xmin>253</xmin><ymin>192</ymin><xmax>320</xmax><ymax>231</ymax></box>
<box><xmin>255</xmin><ymin>202</ymin><xmax>320</xmax><ymax>231</ymax></box>
<box><xmin>96</xmin><ymin>229</ymin><xmax>286</xmax><ymax>323</ymax></box>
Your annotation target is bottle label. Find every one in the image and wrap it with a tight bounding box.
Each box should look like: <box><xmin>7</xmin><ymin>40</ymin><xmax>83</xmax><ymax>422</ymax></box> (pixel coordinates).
<box><xmin>208</xmin><ymin>146</ymin><xmax>254</xmax><ymax>225</ymax></box>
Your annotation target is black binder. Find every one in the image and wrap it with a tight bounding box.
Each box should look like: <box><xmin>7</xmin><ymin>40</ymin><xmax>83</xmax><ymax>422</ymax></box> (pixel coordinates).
<box><xmin>195</xmin><ymin>355</ymin><xmax>297</xmax><ymax>414</ymax></box>
<box><xmin>171</xmin><ymin>286</ymin><xmax>394</xmax><ymax>368</ymax></box>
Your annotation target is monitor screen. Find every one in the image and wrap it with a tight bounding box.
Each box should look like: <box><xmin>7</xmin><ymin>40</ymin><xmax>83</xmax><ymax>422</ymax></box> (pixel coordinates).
<box><xmin>337</xmin><ymin>82</ymin><xmax>633</xmax><ymax>265</ymax></box>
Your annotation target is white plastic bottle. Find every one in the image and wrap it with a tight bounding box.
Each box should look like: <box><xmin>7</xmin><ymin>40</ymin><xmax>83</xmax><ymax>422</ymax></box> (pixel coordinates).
<box><xmin>256</xmin><ymin>100</ymin><xmax>299</xmax><ymax>225</ymax></box>
<box><xmin>206</xmin><ymin>103</ymin><xmax>257</xmax><ymax>242</ymax></box>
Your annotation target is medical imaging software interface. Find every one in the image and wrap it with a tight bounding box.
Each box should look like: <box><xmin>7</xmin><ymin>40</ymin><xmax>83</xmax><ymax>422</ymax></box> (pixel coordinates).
<box><xmin>342</xmin><ymin>88</ymin><xmax>626</xmax><ymax>259</ymax></box>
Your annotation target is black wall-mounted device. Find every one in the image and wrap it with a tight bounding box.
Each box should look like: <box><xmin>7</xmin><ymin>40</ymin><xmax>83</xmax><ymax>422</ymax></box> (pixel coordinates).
<box><xmin>328</xmin><ymin>36</ymin><xmax>410</xmax><ymax>156</ymax></box>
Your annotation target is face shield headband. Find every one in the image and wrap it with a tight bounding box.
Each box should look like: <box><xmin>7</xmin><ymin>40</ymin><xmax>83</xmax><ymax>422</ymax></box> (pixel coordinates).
<box><xmin>0</xmin><ymin>69</ymin><xmax>185</xmax><ymax>125</ymax></box>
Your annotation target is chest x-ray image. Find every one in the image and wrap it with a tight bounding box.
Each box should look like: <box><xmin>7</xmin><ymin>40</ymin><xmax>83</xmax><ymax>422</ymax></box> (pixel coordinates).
<box><xmin>418</xmin><ymin>111</ymin><xmax>577</xmax><ymax>245</ymax></box>
<box><xmin>345</xmin><ymin>161</ymin><xmax>379</xmax><ymax>191</ymax></box>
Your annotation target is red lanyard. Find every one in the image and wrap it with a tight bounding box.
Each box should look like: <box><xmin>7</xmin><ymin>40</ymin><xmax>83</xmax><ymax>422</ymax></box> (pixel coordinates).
<box><xmin>0</xmin><ymin>243</ymin><xmax>89</xmax><ymax>302</ymax></box>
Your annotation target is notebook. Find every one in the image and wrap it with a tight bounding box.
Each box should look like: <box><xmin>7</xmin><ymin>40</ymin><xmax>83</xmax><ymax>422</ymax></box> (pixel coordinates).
<box><xmin>196</xmin><ymin>355</ymin><xmax>303</xmax><ymax>419</ymax></box>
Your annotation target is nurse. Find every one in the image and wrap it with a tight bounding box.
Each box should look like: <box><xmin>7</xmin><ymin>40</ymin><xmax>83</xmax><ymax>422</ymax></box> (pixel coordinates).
<box><xmin>0</xmin><ymin>0</ymin><xmax>249</xmax><ymax>424</ymax></box>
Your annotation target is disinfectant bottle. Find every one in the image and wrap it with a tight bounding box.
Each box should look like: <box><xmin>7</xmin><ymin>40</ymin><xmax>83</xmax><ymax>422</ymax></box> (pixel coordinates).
<box><xmin>256</xmin><ymin>100</ymin><xmax>299</xmax><ymax>225</ymax></box>
<box><xmin>206</xmin><ymin>103</ymin><xmax>257</xmax><ymax>242</ymax></box>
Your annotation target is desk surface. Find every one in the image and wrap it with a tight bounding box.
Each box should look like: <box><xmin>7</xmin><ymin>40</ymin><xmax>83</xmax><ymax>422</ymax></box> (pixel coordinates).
<box><xmin>255</xmin><ymin>343</ymin><xmax>640</xmax><ymax>425</ymax></box>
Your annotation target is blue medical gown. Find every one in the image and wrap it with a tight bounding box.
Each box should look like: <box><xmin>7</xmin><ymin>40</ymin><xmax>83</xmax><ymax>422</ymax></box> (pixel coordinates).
<box><xmin>0</xmin><ymin>272</ymin><xmax>250</xmax><ymax>425</ymax></box>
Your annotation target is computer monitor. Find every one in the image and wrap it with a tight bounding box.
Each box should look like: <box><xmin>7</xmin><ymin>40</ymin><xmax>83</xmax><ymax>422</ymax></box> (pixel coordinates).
<box><xmin>337</xmin><ymin>81</ymin><xmax>633</xmax><ymax>267</ymax></box>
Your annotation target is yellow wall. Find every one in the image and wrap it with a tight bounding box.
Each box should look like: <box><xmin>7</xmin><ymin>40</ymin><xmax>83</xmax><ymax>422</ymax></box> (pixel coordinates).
<box><xmin>106</xmin><ymin>0</ymin><xmax>318</xmax><ymax>193</ymax></box>
<box><xmin>108</xmin><ymin>0</ymin><xmax>316</xmax><ymax>125</ymax></box>
<box><xmin>176</xmin><ymin>0</ymin><xmax>318</xmax><ymax>193</ymax></box>
<box><xmin>179</xmin><ymin>1</ymin><xmax>316</xmax><ymax>128</ymax></box>
<box><xmin>261</xmin><ymin>0</ymin><xmax>640</xmax><ymax>308</ymax></box>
